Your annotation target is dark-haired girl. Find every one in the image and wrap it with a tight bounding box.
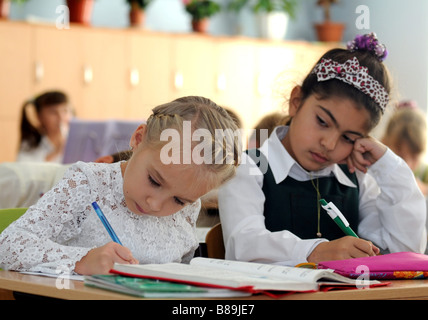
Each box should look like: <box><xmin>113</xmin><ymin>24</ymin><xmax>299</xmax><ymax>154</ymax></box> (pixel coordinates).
<box><xmin>17</xmin><ymin>91</ymin><xmax>72</xmax><ymax>163</ymax></box>
<box><xmin>219</xmin><ymin>33</ymin><xmax>427</xmax><ymax>265</ymax></box>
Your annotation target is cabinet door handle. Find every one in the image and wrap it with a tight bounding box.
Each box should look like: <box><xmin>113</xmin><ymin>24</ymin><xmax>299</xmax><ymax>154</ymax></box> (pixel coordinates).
<box><xmin>35</xmin><ymin>61</ymin><xmax>44</xmax><ymax>83</ymax></box>
<box><xmin>83</xmin><ymin>65</ymin><xmax>93</xmax><ymax>84</ymax></box>
<box><xmin>174</xmin><ymin>71</ymin><xmax>184</xmax><ymax>90</ymax></box>
<box><xmin>130</xmin><ymin>68</ymin><xmax>140</xmax><ymax>87</ymax></box>
<box><xmin>217</xmin><ymin>73</ymin><xmax>226</xmax><ymax>92</ymax></box>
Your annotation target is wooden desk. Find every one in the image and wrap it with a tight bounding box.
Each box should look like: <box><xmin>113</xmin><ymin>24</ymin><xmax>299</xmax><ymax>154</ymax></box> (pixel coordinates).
<box><xmin>1</xmin><ymin>269</ymin><xmax>428</xmax><ymax>300</ymax></box>
<box><xmin>0</xmin><ymin>270</ymin><xmax>138</xmax><ymax>300</ymax></box>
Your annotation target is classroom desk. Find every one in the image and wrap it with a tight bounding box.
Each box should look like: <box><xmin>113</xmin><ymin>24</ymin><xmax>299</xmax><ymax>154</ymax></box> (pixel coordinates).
<box><xmin>2</xmin><ymin>270</ymin><xmax>428</xmax><ymax>300</ymax></box>
<box><xmin>0</xmin><ymin>270</ymin><xmax>137</xmax><ymax>300</ymax></box>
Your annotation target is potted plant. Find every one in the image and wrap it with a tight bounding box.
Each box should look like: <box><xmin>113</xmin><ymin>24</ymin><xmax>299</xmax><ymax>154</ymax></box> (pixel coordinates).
<box><xmin>0</xmin><ymin>0</ymin><xmax>11</xmax><ymax>19</ymax></box>
<box><xmin>1</xmin><ymin>0</ymin><xmax>29</xmax><ymax>19</ymax></box>
<box><xmin>183</xmin><ymin>0</ymin><xmax>221</xmax><ymax>33</ymax></box>
<box><xmin>126</xmin><ymin>0</ymin><xmax>152</xmax><ymax>28</ymax></box>
<box><xmin>67</xmin><ymin>0</ymin><xmax>94</xmax><ymax>25</ymax></box>
<box><xmin>314</xmin><ymin>0</ymin><xmax>344</xmax><ymax>42</ymax></box>
<box><xmin>228</xmin><ymin>0</ymin><xmax>297</xmax><ymax>40</ymax></box>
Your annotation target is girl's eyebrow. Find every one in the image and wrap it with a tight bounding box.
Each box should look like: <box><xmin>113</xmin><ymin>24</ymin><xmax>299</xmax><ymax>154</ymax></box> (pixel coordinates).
<box><xmin>318</xmin><ymin>105</ymin><xmax>364</xmax><ymax>137</ymax></box>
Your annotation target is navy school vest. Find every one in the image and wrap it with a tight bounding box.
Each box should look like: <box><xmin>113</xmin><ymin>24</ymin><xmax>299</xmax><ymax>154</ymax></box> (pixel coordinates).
<box><xmin>247</xmin><ymin>149</ymin><xmax>359</xmax><ymax>240</ymax></box>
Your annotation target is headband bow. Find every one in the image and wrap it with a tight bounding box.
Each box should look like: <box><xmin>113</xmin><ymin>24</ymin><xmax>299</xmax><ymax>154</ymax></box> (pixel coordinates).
<box><xmin>312</xmin><ymin>57</ymin><xmax>389</xmax><ymax>113</ymax></box>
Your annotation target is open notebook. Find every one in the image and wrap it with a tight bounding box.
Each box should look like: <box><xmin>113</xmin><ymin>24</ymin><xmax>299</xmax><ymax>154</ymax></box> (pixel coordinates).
<box><xmin>110</xmin><ymin>257</ymin><xmax>384</xmax><ymax>296</ymax></box>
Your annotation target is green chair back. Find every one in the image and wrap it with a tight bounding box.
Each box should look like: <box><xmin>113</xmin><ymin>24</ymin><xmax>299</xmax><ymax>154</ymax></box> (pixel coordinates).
<box><xmin>0</xmin><ymin>208</ymin><xmax>27</xmax><ymax>234</ymax></box>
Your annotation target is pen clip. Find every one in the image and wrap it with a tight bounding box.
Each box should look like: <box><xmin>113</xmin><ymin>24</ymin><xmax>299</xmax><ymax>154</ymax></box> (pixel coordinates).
<box><xmin>327</xmin><ymin>201</ymin><xmax>350</xmax><ymax>227</ymax></box>
<box><xmin>319</xmin><ymin>199</ymin><xmax>336</xmax><ymax>219</ymax></box>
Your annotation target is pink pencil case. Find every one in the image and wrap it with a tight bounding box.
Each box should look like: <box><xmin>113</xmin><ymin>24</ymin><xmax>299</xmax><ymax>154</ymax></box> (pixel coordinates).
<box><xmin>318</xmin><ymin>252</ymin><xmax>428</xmax><ymax>279</ymax></box>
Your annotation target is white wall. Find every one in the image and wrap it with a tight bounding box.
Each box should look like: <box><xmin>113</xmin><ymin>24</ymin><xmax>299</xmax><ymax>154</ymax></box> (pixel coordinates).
<box><xmin>335</xmin><ymin>0</ymin><xmax>428</xmax><ymax>114</ymax></box>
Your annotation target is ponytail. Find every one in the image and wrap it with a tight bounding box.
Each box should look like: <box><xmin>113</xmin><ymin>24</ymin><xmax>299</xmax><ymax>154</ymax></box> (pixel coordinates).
<box><xmin>19</xmin><ymin>100</ymin><xmax>42</xmax><ymax>149</ymax></box>
<box><xmin>19</xmin><ymin>91</ymin><xmax>69</xmax><ymax>150</ymax></box>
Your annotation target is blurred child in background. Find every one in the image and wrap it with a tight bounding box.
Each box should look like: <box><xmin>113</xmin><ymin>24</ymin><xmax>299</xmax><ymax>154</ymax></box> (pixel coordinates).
<box><xmin>382</xmin><ymin>101</ymin><xmax>428</xmax><ymax>196</ymax></box>
<box><xmin>17</xmin><ymin>91</ymin><xmax>73</xmax><ymax>163</ymax></box>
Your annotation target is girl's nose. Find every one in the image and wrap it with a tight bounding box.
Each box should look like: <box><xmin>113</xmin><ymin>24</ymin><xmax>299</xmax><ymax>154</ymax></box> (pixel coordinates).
<box><xmin>321</xmin><ymin>133</ymin><xmax>339</xmax><ymax>151</ymax></box>
<box><xmin>146</xmin><ymin>197</ymin><xmax>162</xmax><ymax>212</ymax></box>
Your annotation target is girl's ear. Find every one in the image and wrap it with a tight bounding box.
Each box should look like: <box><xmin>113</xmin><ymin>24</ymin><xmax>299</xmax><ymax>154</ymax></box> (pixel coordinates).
<box><xmin>129</xmin><ymin>124</ymin><xmax>147</xmax><ymax>150</ymax></box>
<box><xmin>289</xmin><ymin>86</ymin><xmax>303</xmax><ymax>117</ymax></box>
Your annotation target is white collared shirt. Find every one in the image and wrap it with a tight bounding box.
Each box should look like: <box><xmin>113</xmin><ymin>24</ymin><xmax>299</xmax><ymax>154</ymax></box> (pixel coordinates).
<box><xmin>0</xmin><ymin>162</ymin><xmax>70</xmax><ymax>209</ymax></box>
<box><xmin>17</xmin><ymin>136</ymin><xmax>63</xmax><ymax>163</ymax></box>
<box><xmin>218</xmin><ymin>126</ymin><xmax>427</xmax><ymax>266</ymax></box>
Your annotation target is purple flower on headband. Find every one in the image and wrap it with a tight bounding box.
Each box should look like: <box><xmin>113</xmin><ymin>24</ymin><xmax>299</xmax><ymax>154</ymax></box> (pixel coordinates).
<box><xmin>347</xmin><ymin>33</ymin><xmax>388</xmax><ymax>62</ymax></box>
<box><xmin>375</xmin><ymin>44</ymin><xmax>388</xmax><ymax>60</ymax></box>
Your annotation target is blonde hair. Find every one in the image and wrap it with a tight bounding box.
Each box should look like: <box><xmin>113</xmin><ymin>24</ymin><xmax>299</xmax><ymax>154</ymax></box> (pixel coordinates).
<box><xmin>143</xmin><ymin>96</ymin><xmax>241</xmax><ymax>187</ymax></box>
<box><xmin>383</xmin><ymin>108</ymin><xmax>427</xmax><ymax>155</ymax></box>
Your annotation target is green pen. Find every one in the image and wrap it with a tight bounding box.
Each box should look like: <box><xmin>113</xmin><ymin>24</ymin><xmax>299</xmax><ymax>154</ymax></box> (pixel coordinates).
<box><xmin>319</xmin><ymin>199</ymin><xmax>359</xmax><ymax>238</ymax></box>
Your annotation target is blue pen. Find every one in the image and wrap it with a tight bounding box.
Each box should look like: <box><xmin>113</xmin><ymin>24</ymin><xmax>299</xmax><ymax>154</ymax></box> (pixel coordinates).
<box><xmin>91</xmin><ymin>201</ymin><xmax>123</xmax><ymax>245</ymax></box>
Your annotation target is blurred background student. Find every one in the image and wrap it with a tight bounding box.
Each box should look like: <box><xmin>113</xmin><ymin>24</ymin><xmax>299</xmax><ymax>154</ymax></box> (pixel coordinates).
<box><xmin>17</xmin><ymin>90</ymin><xmax>73</xmax><ymax>163</ymax></box>
<box><xmin>382</xmin><ymin>100</ymin><xmax>428</xmax><ymax>196</ymax></box>
<box><xmin>0</xmin><ymin>150</ymin><xmax>133</xmax><ymax>209</ymax></box>
<box><xmin>247</xmin><ymin>112</ymin><xmax>284</xmax><ymax>149</ymax></box>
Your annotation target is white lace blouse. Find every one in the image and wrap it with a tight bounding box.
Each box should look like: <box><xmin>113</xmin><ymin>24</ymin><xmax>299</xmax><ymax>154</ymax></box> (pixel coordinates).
<box><xmin>0</xmin><ymin>162</ymin><xmax>200</xmax><ymax>274</ymax></box>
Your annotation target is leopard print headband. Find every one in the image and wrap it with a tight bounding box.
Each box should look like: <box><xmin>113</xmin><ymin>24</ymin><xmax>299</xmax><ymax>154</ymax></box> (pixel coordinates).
<box><xmin>311</xmin><ymin>57</ymin><xmax>389</xmax><ymax>113</ymax></box>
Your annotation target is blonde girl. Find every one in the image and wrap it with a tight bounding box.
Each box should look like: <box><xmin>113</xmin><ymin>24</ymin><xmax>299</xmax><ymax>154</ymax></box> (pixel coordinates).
<box><xmin>382</xmin><ymin>105</ymin><xmax>428</xmax><ymax>195</ymax></box>
<box><xmin>0</xmin><ymin>96</ymin><xmax>241</xmax><ymax>275</ymax></box>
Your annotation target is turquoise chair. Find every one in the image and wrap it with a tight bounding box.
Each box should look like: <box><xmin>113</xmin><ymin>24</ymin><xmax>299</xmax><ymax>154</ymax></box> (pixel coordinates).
<box><xmin>0</xmin><ymin>208</ymin><xmax>27</xmax><ymax>234</ymax></box>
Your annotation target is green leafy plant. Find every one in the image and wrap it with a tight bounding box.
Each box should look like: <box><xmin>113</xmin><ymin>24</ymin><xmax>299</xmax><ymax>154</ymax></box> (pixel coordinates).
<box><xmin>126</xmin><ymin>0</ymin><xmax>153</xmax><ymax>9</ymax></box>
<box><xmin>228</xmin><ymin>0</ymin><xmax>297</xmax><ymax>18</ymax></box>
<box><xmin>183</xmin><ymin>0</ymin><xmax>221</xmax><ymax>21</ymax></box>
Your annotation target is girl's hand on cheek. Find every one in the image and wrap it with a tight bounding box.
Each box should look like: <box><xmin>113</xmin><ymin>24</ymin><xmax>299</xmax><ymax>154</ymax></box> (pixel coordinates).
<box><xmin>346</xmin><ymin>137</ymin><xmax>387</xmax><ymax>173</ymax></box>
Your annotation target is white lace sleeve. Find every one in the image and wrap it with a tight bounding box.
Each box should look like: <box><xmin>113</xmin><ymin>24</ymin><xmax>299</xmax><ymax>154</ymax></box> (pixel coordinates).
<box><xmin>0</xmin><ymin>165</ymin><xmax>95</xmax><ymax>273</ymax></box>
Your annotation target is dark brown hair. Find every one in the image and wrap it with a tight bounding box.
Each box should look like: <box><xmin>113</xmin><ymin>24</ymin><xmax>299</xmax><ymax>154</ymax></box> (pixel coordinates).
<box><xmin>299</xmin><ymin>48</ymin><xmax>391</xmax><ymax>130</ymax></box>
<box><xmin>20</xmin><ymin>91</ymin><xmax>69</xmax><ymax>149</ymax></box>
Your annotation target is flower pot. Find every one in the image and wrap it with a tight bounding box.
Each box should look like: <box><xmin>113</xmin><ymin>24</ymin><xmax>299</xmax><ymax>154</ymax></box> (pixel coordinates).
<box><xmin>191</xmin><ymin>19</ymin><xmax>209</xmax><ymax>33</ymax></box>
<box><xmin>129</xmin><ymin>8</ymin><xmax>145</xmax><ymax>28</ymax></box>
<box><xmin>0</xmin><ymin>0</ymin><xmax>10</xmax><ymax>19</ymax></box>
<box><xmin>258</xmin><ymin>12</ymin><xmax>289</xmax><ymax>40</ymax></box>
<box><xmin>314</xmin><ymin>22</ymin><xmax>345</xmax><ymax>42</ymax></box>
<box><xmin>67</xmin><ymin>0</ymin><xmax>94</xmax><ymax>25</ymax></box>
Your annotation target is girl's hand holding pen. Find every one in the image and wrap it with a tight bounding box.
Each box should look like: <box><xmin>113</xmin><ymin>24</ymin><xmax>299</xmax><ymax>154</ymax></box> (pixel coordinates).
<box><xmin>307</xmin><ymin>236</ymin><xmax>380</xmax><ymax>264</ymax></box>
<box><xmin>346</xmin><ymin>136</ymin><xmax>387</xmax><ymax>173</ymax></box>
<box><xmin>74</xmin><ymin>242</ymin><xmax>139</xmax><ymax>275</ymax></box>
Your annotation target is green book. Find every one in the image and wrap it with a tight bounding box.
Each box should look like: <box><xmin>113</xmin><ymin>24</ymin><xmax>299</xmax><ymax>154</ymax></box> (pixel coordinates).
<box><xmin>84</xmin><ymin>275</ymin><xmax>250</xmax><ymax>298</ymax></box>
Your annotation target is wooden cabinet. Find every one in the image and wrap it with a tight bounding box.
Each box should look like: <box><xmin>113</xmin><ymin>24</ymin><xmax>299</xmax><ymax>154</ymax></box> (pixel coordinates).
<box><xmin>253</xmin><ymin>41</ymin><xmax>330</xmax><ymax>124</ymax></box>
<box><xmin>214</xmin><ymin>38</ymin><xmax>257</xmax><ymax>130</ymax></box>
<box><xmin>79</xmin><ymin>29</ymin><xmax>128</xmax><ymax>120</ymax></box>
<box><xmin>32</xmin><ymin>25</ymin><xmax>82</xmax><ymax>104</ymax></box>
<box><xmin>126</xmin><ymin>31</ymin><xmax>171</xmax><ymax>120</ymax></box>
<box><xmin>0</xmin><ymin>22</ymin><xmax>32</xmax><ymax>160</ymax></box>
<box><xmin>0</xmin><ymin>21</ymin><xmax>336</xmax><ymax>162</ymax></box>
<box><xmin>32</xmin><ymin>25</ymin><xmax>129</xmax><ymax>120</ymax></box>
<box><xmin>170</xmin><ymin>34</ymin><xmax>216</xmax><ymax>101</ymax></box>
